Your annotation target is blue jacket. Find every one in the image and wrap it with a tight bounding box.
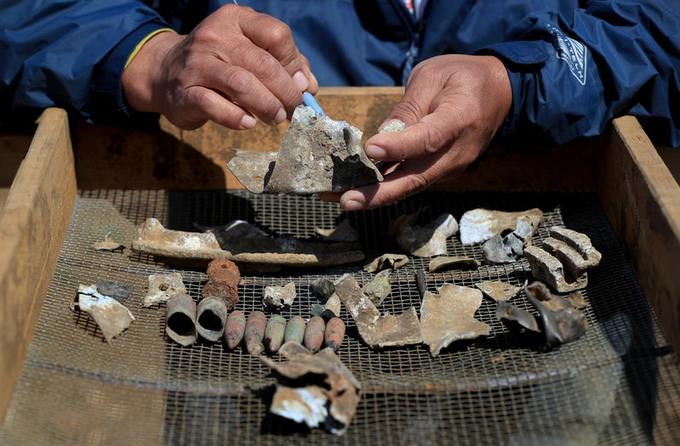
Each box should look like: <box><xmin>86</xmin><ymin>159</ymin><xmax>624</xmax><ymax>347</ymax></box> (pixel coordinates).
<box><xmin>1</xmin><ymin>0</ymin><xmax>679</xmax><ymax>145</ymax></box>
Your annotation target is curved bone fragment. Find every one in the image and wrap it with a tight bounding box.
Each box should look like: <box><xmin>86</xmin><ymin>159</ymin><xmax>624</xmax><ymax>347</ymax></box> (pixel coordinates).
<box><xmin>132</xmin><ymin>218</ymin><xmax>224</xmax><ymax>259</ymax></box>
<box><xmin>363</xmin><ymin>253</ymin><xmax>409</xmax><ymax>273</ymax></box>
<box><xmin>495</xmin><ymin>302</ymin><xmax>540</xmax><ymax>333</ymax></box>
<box><xmin>420</xmin><ymin>284</ymin><xmax>490</xmax><ymax>356</ymax></box>
<box><xmin>72</xmin><ymin>284</ymin><xmax>135</xmax><ymax>344</ymax></box>
<box><xmin>524</xmin><ymin>246</ymin><xmax>588</xmax><ymax>293</ymax></box>
<box><xmin>166</xmin><ymin>293</ymin><xmax>197</xmax><ymax>346</ymax></box>
<box><xmin>228</xmin><ymin>106</ymin><xmax>383</xmax><ymax>194</ymax></box>
<box><xmin>143</xmin><ymin>272</ymin><xmax>186</xmax><ymax>307</ymax></box>
<box><xmin>335</xmin><ymin>276</ymin><xmax>421</xmax><ymax>348</ymax></box>
<box><xmin>476</xmin><ymin>280</ymin><xmax>522</xmax><ymax>302</ymax></box>
<box><xmin>459</xmin><ymin>208</ymin><xmax>543</xmax><ymax>245</ymax></box>
<box><xmin>93</xmin><ymin>232</ymin><xmax>124</xmax><ymax>252</ymax></box>
<box><xmin>261</xmin><ymin>342</ymin><xmax>361</xmax><ymax>435</ymax></box>
<box><xmin>428</xmin><ymin>256</ymin><xmax>480</xmax><ymax>272</ymax></box>
<box><xmin>392</xmin><ymin>213</ymin><xmax>458</xmax><ymax>257</ymax></box>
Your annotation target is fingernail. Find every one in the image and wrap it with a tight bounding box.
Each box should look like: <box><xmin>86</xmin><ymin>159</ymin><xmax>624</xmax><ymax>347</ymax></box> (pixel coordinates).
<box><xmin>341</xmin><ymin>194</ymin><xmax>366</xmax><ymax>211</ymax></box>
<box><xmin>274</xmin><ymin>108</ymin><xmax>286</xmax><ymax>124</ymax></box>
<box><xmin>240</xmin><ymin>115</ymin><xmax>256</xmax><ymax>129</ymax></box>
<box><xmin>293</xmin><ymin>71</ymin><xmax>309</xmax><ymax>91</ymax></box>
<box><xmin>310</xmin><ymin>71</ymin><xmax>319</xmax><ymax>87</ymax></box>
<box><xmin>365</xmin><ymin>145</ymin><xmax>386</xmax><ymax>158</ymax></box>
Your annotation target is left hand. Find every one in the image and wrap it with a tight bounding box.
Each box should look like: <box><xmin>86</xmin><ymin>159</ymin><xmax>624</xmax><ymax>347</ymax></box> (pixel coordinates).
<box><xmin>322</xmin><ymin>54</ymin><xmax>512</xmax><ymax>210</ymax></box>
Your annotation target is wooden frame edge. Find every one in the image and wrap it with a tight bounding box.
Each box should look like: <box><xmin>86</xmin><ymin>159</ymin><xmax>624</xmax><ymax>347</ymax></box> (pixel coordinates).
<box><xmin>0</xmin><ymin>108</ymin><xmax>76</xmax><ymax>421</ymax></box>
<box><xmin>598</xmin><ymin>116</ymin><xmax>680</xmax><ymax>353</ymax></box>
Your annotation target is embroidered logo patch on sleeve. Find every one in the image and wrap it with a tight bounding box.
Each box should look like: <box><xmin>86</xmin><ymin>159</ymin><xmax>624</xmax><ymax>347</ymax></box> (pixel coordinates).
<box><xmin>546</xmin><ymin>24</ymin><xmax>587</xmax><ymax>86</ymax></box>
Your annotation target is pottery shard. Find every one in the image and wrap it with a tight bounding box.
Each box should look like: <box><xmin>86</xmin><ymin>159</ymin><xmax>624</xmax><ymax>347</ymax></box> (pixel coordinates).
<box><xmin>143</xmin><ymin>272</ymin><xmax>186</xmax><ymax>307</ymax></box>
<box><xmin>392</xmin><ymin>213</ymin><xmax>458</xmax><ymax>257</ymax></box>
<box><xmin>93</xmin><ymin>233</ymin><xmax>124</xmax><ymax>252</ymax></box>
<box><xmin>335</xmin><ymin>275</ymin><xmax>422</xmax><ymax>348</ymax></box>
<box><xmin>228</xmin><ymin>105</ymin><xmax>383</xmax><ymax>194</ymax></box>
<box><xmin>72</xmin><ymin>284</ymin><xmax>135</xmax><ymax>344</ymax></box>
<box><xmin>459</xmin><ymin>208</ymin><xmax>543</xmax><ymax>245</ymax></box>
<box><xmin>420</xmin><ymin>284</ymin><xmax>491</xmax><ymax>356</ymax></box>
<box><xmin>263</xmin><ymin>282</ymin><xmax>297</xmax><ymax>310</ymax></box>
<box><xmin>542</xmin><ymin>227</ymin><xmax>602</xmax><ymax>277</ymax></box>
<box><xmin>475</xmin><ymin>280</ymin><xmax>522</xmax><ymax>302</ymax></box>
<box><xmin>260</xmin><ymin>342</ymin><xmax>361</xmax><ymax>435</ymax></box>
<box><xmin>524</xmin><ymin>246</ymin><xmax>588</xmax><ymax>293</ymax></box>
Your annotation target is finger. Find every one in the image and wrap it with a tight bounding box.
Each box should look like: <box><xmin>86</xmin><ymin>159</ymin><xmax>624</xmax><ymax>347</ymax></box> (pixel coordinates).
<box><xmin>200</xmin><ymin>59</ymin><xmax>286</xmax><ymax>124</ymax></box>
<box><xmin>183</xmin><ymin>86</ymin><xmax>256</xmax><ymax>130</ymax></box>
<box><xmin>229</xmin><ymin>40</ymin><xmax>302</xmax><ymax>112</ymax></box>
<box><xmin>338</xmin><ymin>148</ymin><xmax>467</xmax><ymax>210</ymax></box>
<box><xmin>365</xmin><ymin>102</ymin><xmax>462</xmax><ymax>161</ymax></box>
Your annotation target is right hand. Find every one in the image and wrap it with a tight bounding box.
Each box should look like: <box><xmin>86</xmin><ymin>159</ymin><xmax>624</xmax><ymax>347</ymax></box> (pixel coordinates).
<box><xmin>121</xmin><ymin>4</ymin><xmax>318</xmax><ymax>130</ymax></box>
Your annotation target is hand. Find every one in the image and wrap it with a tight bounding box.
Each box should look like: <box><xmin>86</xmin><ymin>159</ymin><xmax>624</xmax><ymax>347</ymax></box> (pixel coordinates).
<box><xmin>323</xmin><ymin>54</ymin><xmax>511</xmax><ymax>210</ymax></box>
<box><xmin>121</xmin><ymin>4</ymin><xmax>318</xmax><ymax>130</ymax></box>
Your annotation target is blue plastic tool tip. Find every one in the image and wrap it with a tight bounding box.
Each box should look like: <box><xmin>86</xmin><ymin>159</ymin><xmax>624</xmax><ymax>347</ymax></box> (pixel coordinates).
<box><xmin>302</xmin><ymin>92</ymin><xmax>325</xmax><ymax>116</ymax></box>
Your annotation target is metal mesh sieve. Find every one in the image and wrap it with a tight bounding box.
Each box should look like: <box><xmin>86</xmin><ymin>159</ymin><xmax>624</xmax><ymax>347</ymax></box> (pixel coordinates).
<box><xmin>1</xmin><ymin>190</ymin><xmax>679</xmax><ymax>445</ymax></box>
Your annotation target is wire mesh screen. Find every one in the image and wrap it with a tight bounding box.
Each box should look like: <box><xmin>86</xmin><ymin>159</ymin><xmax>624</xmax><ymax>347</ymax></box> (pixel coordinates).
<box><xmin>2</xmin><ymin>190</ymin><xmax>680</xmax><ymax>445</ymax></box>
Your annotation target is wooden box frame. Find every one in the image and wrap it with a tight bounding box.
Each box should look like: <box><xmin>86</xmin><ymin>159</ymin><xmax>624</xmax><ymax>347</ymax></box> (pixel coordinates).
<box><xmin>1</xmin><ymin>87</ymin><xmax>678</xmax><ymax>422</ymax></box>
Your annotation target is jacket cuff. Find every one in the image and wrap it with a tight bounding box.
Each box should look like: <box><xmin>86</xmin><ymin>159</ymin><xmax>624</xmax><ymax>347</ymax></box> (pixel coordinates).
<box><xmin>90</xmin><ymin>20</ymin><xmax>169</xmax><ymax>123</ymax></box>
<box><xmin>477</xmin><ymin>41</ymin><xmax>549</xmax><ymax>138</ymax></box>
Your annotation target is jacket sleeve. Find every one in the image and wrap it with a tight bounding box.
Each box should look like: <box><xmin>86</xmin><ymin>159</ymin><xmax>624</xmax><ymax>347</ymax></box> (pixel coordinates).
<box><xmin>0</xmin><ymin>0</ymin><xmax>169</xmax><ymax>123</ymax></box>
<box><xmin>480</xmin><ymin>1</ymin><xmax>680</xmax><ymax>147</ymax></box>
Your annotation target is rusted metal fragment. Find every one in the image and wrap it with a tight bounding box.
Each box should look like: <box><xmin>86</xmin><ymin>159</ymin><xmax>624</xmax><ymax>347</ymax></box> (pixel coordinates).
<box><xmin>420</xmin><ymin>284</ymin><xmax>490</xmax><ymax>356</ymax></box>
<box><xmin>228</xmin><ymin>106</ymin><xmax>383</xmax><ymax>194</ymax></box>
<box><xmin>324</xmin><ymin>317</ymin><xmax>346</xmax><ymax>351</ymax></box>
<box><xmin>415</xmin><ymin>270</ymin><xmax>427</xmax><ymax>299</ymax></box>
<box><xmin>72</xmin><ymin>284</ymin><xmax>135</xmax><ymax>344</ymax></box>
<box><xmin>143</xmin><ymin>272</ymin><xmax>186</xmax><ymax>307</ymax></box>
<box><xmin>459</xmin><ymin>208</ymin><xmax>543</xmax><ymax>245</ymax></box>
<box><xmin>363</xmin><ymin>253</ymin><xmax>409</xmax><ymax>273</ymax></box>
<box><xmin>245</xmin><ymin>311</ymin><xmax>267</xmax><ymax>356</ymax></box>
<box><xmin>202</xmin><ymin>258</ymin><xmax>240</xmax><ymax>310</ymax></box>
<box><xmin>526</xmin><ymin>281</ymin><xmax>588</xmax><ymax>349</ymax></box>
<box><xmin>475</xmin><ymin>280</ymin><xmax>522</xmax><ymax>302</ymax></box>
<box><xmin>315</xmin><ymin>219</ymin><xmax>359</xmax><ymax>243</ymax></box>
<box><xmin>95</xmin><ymin>279</ymin><xmax>132</xmax><ymax>302</ymax></box>
<box><xmin>495</xmin><ymin>302</ymin><xmax>540</xmax><ymax>333</ymax></box>
<box><xmin>362</xmin><ymin>269</ymin><xmax>391</xmax><ymax>306</ymax></box>
<box><xmin>263</xmin><ymin>282</ymin><xmax>296</xmax><ymax>310</ymax></box>
<box><xmin>304</xmin><ymin>316</ymin><xmax>326</xmax><ymax>352</ymax></box>
<box><xmin>134</xmin><ymin>219</ymin><xmax>364</xmax><ymax>267</ymax></box>
<box><xmin>335</xmin><ymin>275</ymin><xmax>422</xmax><ymax>348</ymax></box>
<box><xmin>93</xmin><ymin>232</ymin><xmax>124</xmax><ymax>252</ymax></box>
<box><xmin>226</xmin><ymin>150</ymin><xmax>277</xmax><ymax>193</ymax></box>
<box><xmin>481</xmin><ymin>216</ymin><xmax>537</xmax><ymax>264</ymax></box>
<box><xmin>261</xmin><ymin>342</ymin><xmax>361</xmax><ymax>435</ymax></box>
<box><xmin>392</xmin><ymin>213</ymin><xmax>458</xmax><ymax>257</ymax></box>
<box><xmin>132</xmin><ymin>218</ymin><xmax>224</xmax><ymax>259</ymax></box>
<box><xmin>165</xmin><ymin>293</ymin><xmax>197</xmax><ymax>346</ymax></box>
<box><xmin>542</xmin><ymin>227</ymin><xmax>602</xmax><ymax>277</ymax></box>
<box><xmin>196</xmin><ymin>296</ymin><xmax>228</xmax><ymax>342</ymax></box>
<box><xmin>309</xmin><ymin>278</ymin><xmax>335</xmax><ymax>301</ymax></box>
<box><xmin>524</xmin><ymin>246</ymin><xmax>588</xmax><ymax>292</ymax></box>
<box><xmin>284</xmin><ymin>316</ymin><xmax>306</xmax><ymax>345</ymax></box>
<box><xmin>265</xmin><ymin>314</ymin><xmax>287</xmax><ymax>353</ymax></box>
<box><xmin>428</xmin><ymin>256</ymin><xmax>480</xmax><ymax>272</ymax></box>
<box><xmin>225</xmin><ymin>310</ymin><xmax>246</xmax><ymax>349</ymax></box>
